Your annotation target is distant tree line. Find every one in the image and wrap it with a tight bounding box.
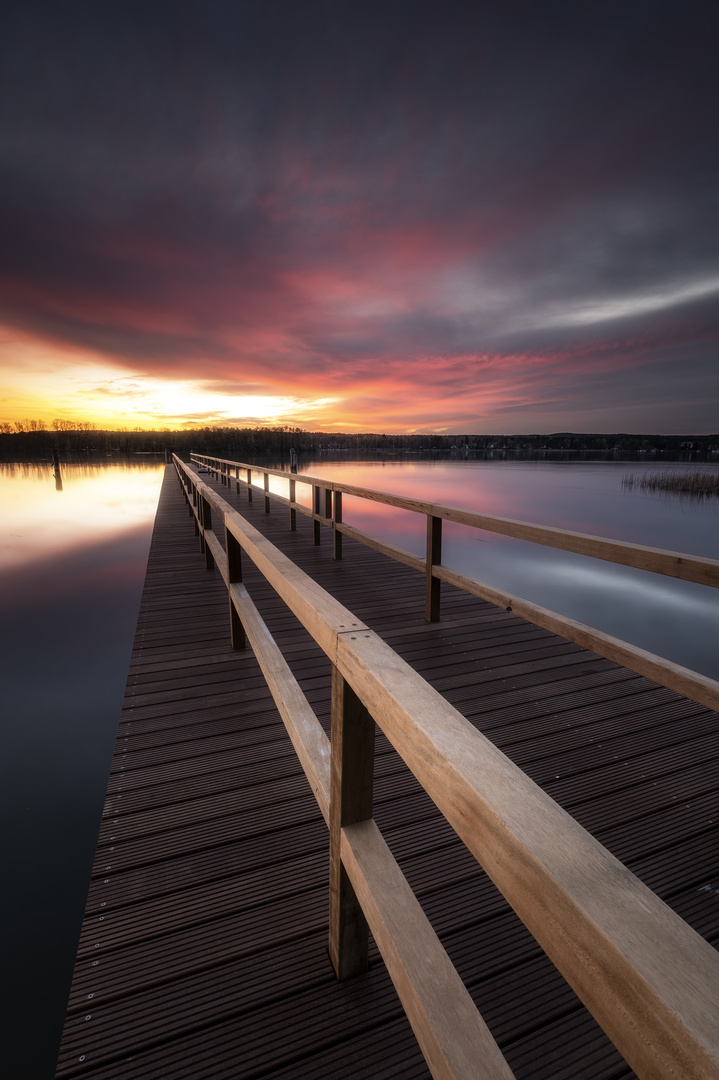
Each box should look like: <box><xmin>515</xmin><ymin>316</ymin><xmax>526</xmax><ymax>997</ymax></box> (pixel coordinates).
<box><xmin>1</xmin><ymin>418</ymin><xmax>97</xmax><ymax>432</ymax></box>
<box><xmin>1</xmin><ymin>420</ymin><xmax>717</xmax><ymax>461</ymax></box>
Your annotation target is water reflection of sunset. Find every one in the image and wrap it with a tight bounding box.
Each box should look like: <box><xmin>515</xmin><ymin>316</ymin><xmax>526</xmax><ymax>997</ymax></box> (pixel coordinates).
<box><xmin>307</xmin><ymin>459</ymin><xmax>521</xmax><ymax>517</ymax></box>
<box><xmin>302</xmin><ymin>458</ymin><xmax>719</xmax><ymax>681</ymax></box>
<box><xmin>0</xmin><ymin>462</ymin><xmax>165</xmax><ymax>571</ymax></box>
<box><xmin>304</xmin><ymin>458</ymin><xmax>719</xmax><ymax>549</ymax></box>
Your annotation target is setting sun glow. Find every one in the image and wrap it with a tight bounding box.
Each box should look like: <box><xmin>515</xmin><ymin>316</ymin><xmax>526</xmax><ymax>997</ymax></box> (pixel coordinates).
<box><xmin>0</xmin><ymin>334</ymin><xmax>339</xmax><ymax>430</ymax></box>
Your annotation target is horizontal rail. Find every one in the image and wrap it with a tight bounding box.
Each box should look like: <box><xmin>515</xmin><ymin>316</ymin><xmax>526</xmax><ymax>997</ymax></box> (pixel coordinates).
<box><xmin>434</xmin><ymin>563</ymin><xmax>719</xmax><ymax>714</ymax></box>
<box><xmin>337</xmin><ymin>521</ymin><xmax>426</xmax><ymax>573</ymax></box>
<box><xmin>191</xmin><ymin>453</ymin><xmax>719</xmax><ymax>587</ymax></box>
<box><xmin>185</xmin><ymin>490</ymin><xmax>334</xmax><ymax>823</ymax></box>
<box><xmin>177</xmin><ymin>458</ymin><xmax>509</xmax><ymax>1078</ymax></box>
<box><xmin>190</xmin><ymin>452</ymin><xmax>719</xmax><ymax>712</ymax></box>
<box><xmin>230</xmin><ymin>578</ymin><xmax>331</xmax><ymax>825</ymax></box>
<box><xmin>341</xmin><ymin>819</ymin><xmax>515</xmax><ymax>1079</ymax></box>
<box><xmin>175</xmin><ymin>455</ymin><xmax>719</xmax><ymax>1080</ymax></box>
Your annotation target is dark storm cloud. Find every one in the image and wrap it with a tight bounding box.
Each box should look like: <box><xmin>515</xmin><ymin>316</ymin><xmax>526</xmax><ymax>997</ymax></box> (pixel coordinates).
<box><xmin>1</xmin><ymin>0</ymin><xmax>717</xmax><ymax>430</ymax></box>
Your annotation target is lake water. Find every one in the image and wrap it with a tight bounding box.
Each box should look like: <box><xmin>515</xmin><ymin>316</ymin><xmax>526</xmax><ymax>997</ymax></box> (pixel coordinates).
<box><xmin>0</xmin><ymin>461</ymin><xmax>164</xmax><ymax>1080</ymax></box>
<box><xmin>1</xmin><ymin>454</ymin><xmax>718</xmax><ymax>1078</ymax></box>
<box><xmin>290</xmin><ymin>457</ymin><xmax>719</xmax><ymax>682</ymax></box>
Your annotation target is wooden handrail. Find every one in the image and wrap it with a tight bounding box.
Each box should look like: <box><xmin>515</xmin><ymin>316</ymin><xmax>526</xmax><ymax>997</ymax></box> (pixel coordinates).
<box><xmin>174</xmin><ymin>455</ymin><xmax>719</xmax><ymax>1080</ymax></box>
<box><xmin>191</xmin><ymin>452</ymin><xmax>719</xmax><ymax>587</ymax></box>
<box><xmin>177</xmin><ymin>459</ymin><xmax>511</xmax><ymax>1078</ymax></box>
<box><xmin>189</xmin><ymin>452</ymin><xmax>719</xmax><ymax>712</ymax></box>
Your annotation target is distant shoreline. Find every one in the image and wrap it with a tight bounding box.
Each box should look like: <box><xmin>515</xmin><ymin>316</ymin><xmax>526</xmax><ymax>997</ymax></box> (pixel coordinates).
<box><xmin>1</xmin><ymin>426</ymin><xmax>718</xmax><ymax>463</ymax></box>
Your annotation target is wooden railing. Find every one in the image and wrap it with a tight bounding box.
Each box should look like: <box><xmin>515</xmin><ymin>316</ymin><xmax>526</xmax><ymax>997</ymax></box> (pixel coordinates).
<box><xmin>175</xmin><ymin>454</ymin><xmax>719</xmax><ymax>1080</ymax></box>
<box><xmin>191</xmin><ymin>452</ymin><xmax>719</xmax><ymax>714</ymax></box>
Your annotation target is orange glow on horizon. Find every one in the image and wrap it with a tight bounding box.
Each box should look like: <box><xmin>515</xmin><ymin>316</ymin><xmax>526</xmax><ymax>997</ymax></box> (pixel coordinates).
<box><xmin>2</xmin><ymin>316</ymin><xmax>697</xmax><ymax>436</ymax></box>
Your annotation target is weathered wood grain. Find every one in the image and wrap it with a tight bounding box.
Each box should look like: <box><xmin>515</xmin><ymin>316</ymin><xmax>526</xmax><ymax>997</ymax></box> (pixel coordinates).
<box><xmin>342</xmin><ymin>818</ymin><xmax>516</xmax><ymax>1080</ymax></box>
<box><xmin>335</xmin><ymin>629</ymin><xmax>719</xmax><ymax>1080</ymax></box>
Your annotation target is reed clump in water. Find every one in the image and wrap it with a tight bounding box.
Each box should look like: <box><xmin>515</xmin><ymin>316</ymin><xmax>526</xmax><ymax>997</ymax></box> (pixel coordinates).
<box><xmin>622</xmin><ymin>469</ymin><xmax>719</xmax><ymax>499</ymax></box>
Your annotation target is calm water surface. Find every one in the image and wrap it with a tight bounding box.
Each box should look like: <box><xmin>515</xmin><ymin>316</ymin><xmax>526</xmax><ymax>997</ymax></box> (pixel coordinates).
<box><xmin>296</xmin><ymin>458</ymin><xmax>719</xmax><ymax>681</ymax></box>
<box><xmin>0</xmin><ymin>461</ymin><xmax>163</xmax><ymax>1079</ymax></box>
<box><xmin>2</xmin><ymin>455</ymin><xmax>718</xmax><ymax>1077</ymax></box>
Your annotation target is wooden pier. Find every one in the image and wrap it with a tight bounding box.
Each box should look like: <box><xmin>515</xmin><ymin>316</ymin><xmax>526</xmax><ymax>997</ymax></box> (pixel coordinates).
<box><xmin>55</xmin><ymin>460</ymin><xmax>719</xmax><ymax>1079</ymax></box>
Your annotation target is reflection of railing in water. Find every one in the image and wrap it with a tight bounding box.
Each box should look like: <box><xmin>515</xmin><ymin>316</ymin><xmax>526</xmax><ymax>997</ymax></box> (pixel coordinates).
<box><xmin>176</xmin><ymin>453</ymin><xmax>719</xmax><ymax>1080</ymax></box>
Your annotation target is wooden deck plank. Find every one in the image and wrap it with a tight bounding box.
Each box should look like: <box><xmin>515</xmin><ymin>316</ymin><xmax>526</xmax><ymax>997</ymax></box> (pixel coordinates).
<box><xmin>56</xmin><ymin>463</ymin><xmax>719</xmax><ymax>1080</ymax></box>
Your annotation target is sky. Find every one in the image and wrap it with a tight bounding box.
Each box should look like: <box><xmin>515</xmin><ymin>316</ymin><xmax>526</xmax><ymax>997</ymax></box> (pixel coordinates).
<box><xmin>1</xmin><ymin>0</ymin><xmax>718</xmax><ymax>435</ymax></box>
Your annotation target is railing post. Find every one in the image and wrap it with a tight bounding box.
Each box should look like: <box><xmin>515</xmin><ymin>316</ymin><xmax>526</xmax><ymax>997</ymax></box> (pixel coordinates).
<box><xmin>289</xmin><ymin>478</ymin><xmax>296</xmax><ymax>531</ymax></box>
<box><xmin>226</xmin><ymin>526</ymin><xmax>245</xmax><ymax>650</ymax></box>
<box><xmin>192</xmin><ymin>483</ymin><xmax>199</xmax><ymax>535</ymax></box>
<box><xmin>333</xmin><ymin>490</ymin><xmax>342</xmax><ymax>560</ymax></box>
<box><xmin>313</xmin><ymin>485</ymin><xmax>321</xmax><ymax>545</ymax></box>
<box><xmin>235</xmin><ymin>466</ymin><xmax>240</xmax><ymax>495</ymax></box>
<box><xmin>201</xmin><ymin>496</ymin><xmax>214</xmax><ymax>571</ymax></box>
<box><xmin>329</xmin><ymin>666</ymin><xmax>374</xmax><ymax>979</ymax></box>
<box><xmin>247</xmin><ymin>468</ymin><xmax>252</xmax><ymax>502</ymax></box>
<box><xmin>264</xmin><ymin>471</ymin><xmax>270</xmax><ymax>513</ymax></box>
<box><xmin>197</xmin><ymin>485</ymin><xmax>205</xmax><ymax>550</ymax></box>
<box><xmin>425</xmin><ymin>514</ymin><xmax>442</xmax><ymax>622</ymax></box>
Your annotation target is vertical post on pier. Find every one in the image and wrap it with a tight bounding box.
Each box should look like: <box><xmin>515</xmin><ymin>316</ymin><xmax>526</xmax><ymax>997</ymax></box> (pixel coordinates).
<box><xmin>324</xmin><ymin>487</ymin><xmax>332</xmax><ymax>522</ymax></box>
<box><xmin>247</xmin><ymin>468</ymin><xmax>253</xmax><ymax>502</ymax></box>
<box><xmin>235</xmin><ymin>466</ymin><xmax>240</xmax><ymax>495</ymax></box>
<box><xmin>264</xmin><ymin>471</ymin><xmax>270</xmax><ymax>513</ymax></box>
<box><xmin>192</xmin><ymin>483</ymin><xmax>199</xmax><ymax>535</ymax></box>
<box><xmin>226</xmin><ymin>525</ymin><xmax>245</xmax><ymax>650</ymax></box>
<box><xmin>312</xmin><ymin>486</ymin><xmax>321</xmax><ymax>545</ymax></box>
<box><xmin>329</xmin><ymin>667</ymin><xmax>374</xmax><ymax>979</ymax></box>
<box><xmin>425</xmin><ymin>514</ymin><xmax>442</xmax><ymax>622</ymax></box>
<box><xmin>198</xmin><ymin>493</ymin><xmax>205</xmax><ymax>552</ymax></box>
<box><xmin>201</xmin><ymin>496</ymin><xmax>214</xmax><ymax>571</ymax></box>
<box><xmin>289</xmin><ymin>478</ymin><xmax>296</xmax><ymax>531</ymax></box>
<box><xmin>333</xmin><ymin>490</ymin><xmax>342</xmax><ymax>560</ymax></box>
